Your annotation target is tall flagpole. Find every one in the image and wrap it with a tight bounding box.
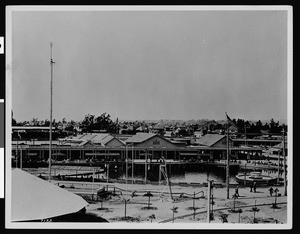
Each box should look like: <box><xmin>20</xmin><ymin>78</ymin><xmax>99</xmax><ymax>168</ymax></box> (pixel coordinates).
<box><xmin>226</xmin><ymin>122</ymin><xmax>230</xmax><ymax>199</ymax></box>
<box><xmin>49</xmin><ymin>42</ymin><xmax>55</xmax><ymax>182</ymax></box>
<box><xmin>226</xmin><ymin>113</ymin><xmax>230</xmax><ymax>199</ymax></box>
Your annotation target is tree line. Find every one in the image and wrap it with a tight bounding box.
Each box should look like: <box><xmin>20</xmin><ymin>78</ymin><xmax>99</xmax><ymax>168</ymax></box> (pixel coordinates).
<box><xmin>12</xmin><ymin>112</ymin><xmax>287</xmax><ymax>136</ymax></box>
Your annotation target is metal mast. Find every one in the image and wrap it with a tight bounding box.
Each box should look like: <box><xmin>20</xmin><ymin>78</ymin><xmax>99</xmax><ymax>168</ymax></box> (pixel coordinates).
<box><xmin>226</xmin><ymin>121</ymin><xmax>230</xmax><ymax>199</ymax></box>
<box><xmin>49</xmin><ymin>42</ymin><xmax>55</xmax><ymax>182</ymax></box>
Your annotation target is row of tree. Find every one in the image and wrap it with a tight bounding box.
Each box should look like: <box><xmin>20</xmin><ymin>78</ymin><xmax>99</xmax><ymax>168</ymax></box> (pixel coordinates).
<box><xmin>230</xmin><ymin>118</ymin><xmax>287</xmax><ymax>135</ymax></box>
<box><xmin>80</xmin><ymin>113</ymin><xmax>118</xmax><ymax>133</ymax></box>
<box><xmin>12</xmin><ymin>112</ymin><xmax>119</xmax><ymax>134</ymax></box>
<box><xmin>12</xmin><ymin>112</ymin><xmax>287</xmax><ymax>136</ymax></box>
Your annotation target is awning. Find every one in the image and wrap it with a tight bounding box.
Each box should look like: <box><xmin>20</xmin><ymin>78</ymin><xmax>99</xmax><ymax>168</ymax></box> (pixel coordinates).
<box><xmin>11</xmin><ymin>168</ymin><xmax>88</xmax><ymax>222</ymax></box>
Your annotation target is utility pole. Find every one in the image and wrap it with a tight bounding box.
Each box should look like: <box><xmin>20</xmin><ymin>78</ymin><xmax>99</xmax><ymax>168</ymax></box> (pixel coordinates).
<box><xmin>226</xmin><ymin>122</ymin><xmax>230</xmax><ymax>199</ymax></box>
<box><xmin>207</xmin><ymin>180</ymin><xmax>212</xmax><ymax>223</ymax></box>
<box><xmin>49</xmin><ymin>42</ymin><xmax>55</xmax><ymax>182</ymax></box>
<box><xmin>126</xmin><ymin>144</ymin><xmax>128</xmax><ymax>195</ymax></box>
<box><xmin>282</xmin><ymin>125</ymin><xmax>287</xmax><ymax>196</ymax></box>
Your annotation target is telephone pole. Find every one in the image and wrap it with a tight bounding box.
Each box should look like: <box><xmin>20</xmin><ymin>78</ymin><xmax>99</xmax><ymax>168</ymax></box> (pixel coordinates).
<box><xmin>226</xmin><ymin>122</ymin><xmax>230</xmax><ymax>199</ymax></box>
<box><xmin>49</xmin><ymin>42</ymin><xmax>55</xmax><ymax>182</ymax></box>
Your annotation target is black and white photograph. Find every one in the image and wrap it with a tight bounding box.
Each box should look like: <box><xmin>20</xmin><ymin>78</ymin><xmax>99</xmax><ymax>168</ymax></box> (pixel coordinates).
<box><xmin>5</xmin><ymin>6</ymin><xmax>292</xmax><ymax>229</ymax></box>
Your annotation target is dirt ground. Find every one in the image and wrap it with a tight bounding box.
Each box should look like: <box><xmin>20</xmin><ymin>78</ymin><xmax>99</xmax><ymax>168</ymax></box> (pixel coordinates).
<box><xmin>83</xmin><ymin>182</ymin><xmax>287</xmax><ymax>224</ymax></box>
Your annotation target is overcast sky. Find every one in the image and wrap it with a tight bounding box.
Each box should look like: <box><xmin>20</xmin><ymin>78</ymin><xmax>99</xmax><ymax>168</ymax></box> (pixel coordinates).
<box><xmin>11</xmin><ymin>9</ymin><xmax>288</xmax><ymax>122</ymax></box>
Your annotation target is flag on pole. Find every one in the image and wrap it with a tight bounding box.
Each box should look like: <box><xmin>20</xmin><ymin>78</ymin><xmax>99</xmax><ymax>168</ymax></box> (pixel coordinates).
<box><xmin>225</xmin><ymin>112</ymin><xmax>237</xmax><ymax>129</ymax></box>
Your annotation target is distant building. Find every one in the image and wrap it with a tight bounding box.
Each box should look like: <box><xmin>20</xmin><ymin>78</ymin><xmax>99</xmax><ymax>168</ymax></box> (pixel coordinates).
<box><xmin>62</xmin><ymin>133</ymin><xmax>125</xmax><ymax>147</ymax></box>
<box><xmin>125</xmin><ymin>132</ymin><xmax>178</xmax><ymax>148</ymax></box>
<box><xmin>194</xmin><ymin>134</ymin><xmax>233</xmax><ymax>148</ymax></box>
<box><xmin>194</xmin><ymin>131</ymin><xmax>203</xmax><ymax>138</ymax></box>
<box><xmin>164</xmin><ymin>131</ymin><xmax>175</xmax><ymax>139</ymax></box>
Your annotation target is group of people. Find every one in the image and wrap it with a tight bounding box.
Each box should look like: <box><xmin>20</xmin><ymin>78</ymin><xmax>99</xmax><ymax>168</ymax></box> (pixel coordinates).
<box><xmin>234</xmin><ymin>182</ymin><xmax>279</xmax><ymax>198</ymax></box>
<box><xmin>268</xmin><ymin>187</ymin><xmax>279</xmax><ymax>197</ymax></box>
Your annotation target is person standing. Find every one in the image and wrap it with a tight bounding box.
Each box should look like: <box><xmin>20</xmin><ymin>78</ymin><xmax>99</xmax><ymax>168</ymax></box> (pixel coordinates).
<box><xmin>253</xmin><ymin>182</ymin><xmax>257</xmax><ymax>193</ymax></box>
<box><xmin>269</xmin><ymin>187</ymin><xmax>274</xmax><ymax>197</ymax></box>
<box><xmin>235</xmin><ymin>186</ymin><xmax>240</xmax><ymax>197</ymax></box>
<box><xmin>250</xmin><ymin>183</ymin><xmax>253</xmax><ymax>192</ymax></box>
<box><xmin>274</xmin><ymin>188</ymin><xmax>279</xmax><ymax>196</ymax></box>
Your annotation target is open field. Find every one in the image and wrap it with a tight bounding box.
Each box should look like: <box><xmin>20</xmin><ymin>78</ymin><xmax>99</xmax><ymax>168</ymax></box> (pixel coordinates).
<box><xmin>51</xmin><ymin>179</ymin><xmax>287</xmax><ymax>224</ymax></box>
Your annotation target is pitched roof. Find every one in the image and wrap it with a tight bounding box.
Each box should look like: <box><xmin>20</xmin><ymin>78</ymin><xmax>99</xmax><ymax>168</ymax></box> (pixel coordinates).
<box><xmin>90</xmin><ymin>133</ymin><xmax>110</xmax><ymax>144</ymax></box>
<box><xmin>125</xmin><ymin>133</ymin><xmax>157</xmax><ymax>144</ymax></box>
<box><xmin>195</xmin><ymin>134</ymin><xmax>226</xmax><ymax>147</ymax></box>
<box><xmin>77</xmin><ymin>133</ymin><xmax>98</xmax><ymax>141</ymax></box>
<box><xmin>100</xmin><ymin>135</ymin><xmax>115</xmax><ymax>145</ymax></box>
<box><xmin>78</xmin><ymin>140</ymin><xmax>95</xmax><ymax>147</ymax></box>
<box><xmin>11</xmin><ymin>168</ymin><xmax>88</xmax><ymax>221</ymax></box>
<box><xmin>272</xmin><ymin>141</ymin><xmax>286</xmax><ymax>149</ymax></box>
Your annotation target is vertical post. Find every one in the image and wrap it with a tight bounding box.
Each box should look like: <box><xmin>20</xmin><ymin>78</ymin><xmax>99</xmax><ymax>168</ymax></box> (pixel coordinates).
<box><xmin>159</xmin><ymin>165</ymin><xmax>162</xmax><ymax>185</ymax></box>
<box><xmin>132</xmin><ymin>144</ymin><xmax>134</xmax><ymax>188</ymax></box>
<box><xmin>226</xmin><ymin>123</ymin><xmax>230</xmax><ymax>199</ymax></box>
<box><xmin>92</xmin><ymin>168</ymin><xmax>95</xmax><ymax>201</ymax></box>
<box><xmin>193</xmin><ymin>191</ymin><xmax>195</xmax><ymax>209</ymax></box>
<box><xmin>233</xmin><ymin>196</ymin><xmax>236</xmax><ymax>210</ymax></box>
<box><xmin>207</xmin><ymin>180</ymin><xmax>211</xmax><ymax>223</ymax></box>
<box><xmin>124</xmin><ymin>199</ymin><xmax>127</xmax><ymax>219</ymax></box>
<box><xmin>20</xmin><ymin>148</ymin><xmax>22</xmax><ymax>169</ymax></box>
<box><xmin>244</xmin><ymin>162</ymin><xmax>246</xmax><ymax>186</ymax></box>
<box><xmin>283</xmin><ymin>125</ymin><xmax>287</xmax><ymax>196</ymax></box>
<box><xmin>193</xmin><ymin>191</ymin><xmax>196</xmax><ymax>219</ymax></box>
<box><xmin>145</xmin><ymin>148</ymin><xmax>147</xmax><ymax>184</ymax></box>
<box><xmin>268</xmin><ymin>156</ymin><xmax>270</xmax><ymax>175</ymax></box>
<box><xmin>253</xmin><ymin>200</ymin><xmax>257</xmax><ymax>223</ymax></box>
<box><xmin>16</xmin><ymin>139</ymin><xmax>18</xmax><ymax>168</ymax></box>
<box><xmin>49</xmin><ymin>42</ymin><xmax>54</xmax><ymax>182</ymax></box>
<box><xmin>126</xmin><ymin>144</ymin><xmax>128</xmax><ymax>195</ymax></box>
<box><xmin>106</xmin><ymin>164</ymin><xmax>109</xmax><ymax>188</ymax></box>
<box><xmin>277</xmin><ymin>141</ymin><xmax>281</xmax><ymax>184</ymax></box>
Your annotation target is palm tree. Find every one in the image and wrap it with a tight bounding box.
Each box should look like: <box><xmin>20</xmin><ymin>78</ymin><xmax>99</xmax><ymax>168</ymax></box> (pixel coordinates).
<box><xmin>149</xmin><ymin>214</ymin><xmax>156</xmax><ymax>223</ymax></box>
<box><xmin>124</xmin><ymin>198</ymin><xmax>130</xmax><ymax>219</ymax></box>
<box><xmin>170</xmin><ymin>206</ymin><xmax>178</xmax><ymax>223</ymax></box>
<box><xmin>237</xmin><ymin>209</ymin><xmax>243</xmax><ymax>223</ymax></box>
<box><xmin>143</xmin><ymin>191</ymin><xmax>153</xmax><ymax>208</ymax></box>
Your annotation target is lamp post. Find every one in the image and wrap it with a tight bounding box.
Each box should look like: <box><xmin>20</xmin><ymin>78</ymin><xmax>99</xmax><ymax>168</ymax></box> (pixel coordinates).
<box><xmin>48</xmin><ymin>42</ymin><xmax>55</xmax><ymax>182</ymax></box>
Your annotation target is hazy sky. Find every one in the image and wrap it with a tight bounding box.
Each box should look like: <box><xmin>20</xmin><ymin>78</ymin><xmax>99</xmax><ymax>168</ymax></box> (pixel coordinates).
<box><xmin>11</xmin><ymin>9</ymin><xmax>288</xmax><ymax>122</ymax></box>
